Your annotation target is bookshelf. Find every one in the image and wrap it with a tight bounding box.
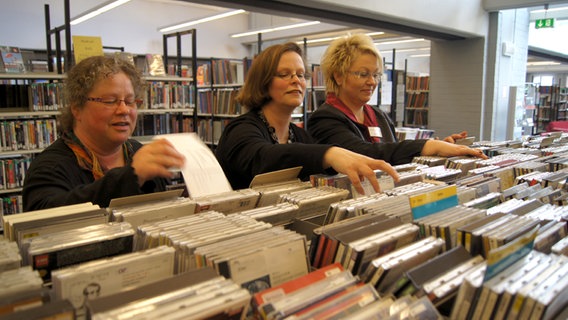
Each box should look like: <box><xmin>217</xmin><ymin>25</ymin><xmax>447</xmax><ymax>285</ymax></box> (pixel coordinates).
<box><xmin>308</xmin><ymin>64</ymin><xmax>325</xmax><ymax>112</ymax></box>
<box><xmin>0</xmin><ymin>72</ymin><xmax>64</xmax><ymax>214</ymax></box>
<box><xmin>555</xmin><ymin>87</ymin><xmax>567</xmax><ymax>121</ymax></box>
<box><xmin>404</xmin><ymin>74</ymin><xmax>430</xmax><ymax>128</ymax></box>
<box><xmin>535</xmin><ymin>85</ymin><xmax>558</xmax><ymax>133</ymax></box>
<box><xmin>195</xmin><ymin>57</ymin><xmax>250</xmax><ymax>146</ymax></box>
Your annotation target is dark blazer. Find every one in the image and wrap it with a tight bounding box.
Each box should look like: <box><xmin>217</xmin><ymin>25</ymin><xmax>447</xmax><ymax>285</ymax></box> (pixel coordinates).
<box><xmin>307</xmin><ymin>103</ymin><xmax>427</xmax><ymax>165</ymax></box>
<box><xmin>23</xmin><ymin>138</ymin><xmax>168</xmax><ymax>211</ymax></box>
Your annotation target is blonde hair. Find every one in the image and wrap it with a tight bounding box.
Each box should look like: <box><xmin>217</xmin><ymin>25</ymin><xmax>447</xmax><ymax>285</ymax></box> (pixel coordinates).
<box><xmin>320</xmin><ymin>33</ymin><xmax>383</xmax><ymax>94</ymax></box>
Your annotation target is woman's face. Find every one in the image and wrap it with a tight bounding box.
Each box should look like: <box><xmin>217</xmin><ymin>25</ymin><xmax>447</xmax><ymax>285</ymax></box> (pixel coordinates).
<box><xmin>72</xmin><ymin>72</ymin><xmax>138</xmax><ymax>150</ymax></box>
<box><xmin>267</xmin><ymin>51</ymin><xmax>307</xmax><ymax>111</ymax></box>
<box><xmin>335</xmin><ymin>52</ymin><xmax>381</xmax><ymax>108</ymax></box>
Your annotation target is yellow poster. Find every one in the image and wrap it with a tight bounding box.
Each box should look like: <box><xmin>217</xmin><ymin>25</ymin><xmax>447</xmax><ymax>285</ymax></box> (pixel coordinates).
<box><xmin>72</xmin><ymin>35</ymin><xmax>103</xmax><ymax>64</ymax></box>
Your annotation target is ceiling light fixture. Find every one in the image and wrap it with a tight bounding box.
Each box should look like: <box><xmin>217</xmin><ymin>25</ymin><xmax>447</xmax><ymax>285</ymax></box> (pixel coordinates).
<box><xmin>409</xmin><ymin>54</ymin><xmax>431</xmax><ymax>58</ymax></box>
<box><xmin>231</xmin><ymin>21</ymin><xmax>320</xmax><ymax>38</ymax></box>
<box><xmin>159</xmin><ymin>9</ymin><xmax>246</xmax><ymax>33</ymax></box>
<box><xmin>366</xmin><ymin>32</ymin><xmax>386</xmax><ymax>37</ymax></box>
<box><xmin>526</xmin><ymin>61</ymin><xmax>561</xmax><ymax>66</ymax></box>
<box><xmin>70</xmin><ymin>0</ymin><xmax>132</xmax><ymax>25</ymax></box>
<box><xmin>375</xmin><ymin>38</ymin><xmax>426</xmax><ymax>46</ymax></box>
<box><xmin>300</xmin><ymin>36</ymin><xmax>341</xmax><ymax>44</ymax></box>
<box><xmin>297</xmin><ymin>31</ymin><xmax>385</xmax><ymax>45</ymax></box>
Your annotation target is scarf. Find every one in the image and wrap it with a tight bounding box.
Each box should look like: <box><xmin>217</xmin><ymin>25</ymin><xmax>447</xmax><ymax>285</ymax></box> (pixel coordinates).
<box><xmin>62</xmin><ymin>131</ymin><xmax>133</xmax><ymax>180</ymax></box>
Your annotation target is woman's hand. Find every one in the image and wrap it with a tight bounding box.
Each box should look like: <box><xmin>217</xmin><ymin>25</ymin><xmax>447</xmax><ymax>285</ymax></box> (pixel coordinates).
<box><xmin>323</xmin><ymin>147</ymin><xmax>400</xmax><ymax>195</ymax></box>
<box><xmin>131</xmin><ymin>139</ymin><xmax>186</xmax><ymax>186</ymax></box>
<box><xmin>422</xmin><ymin>139</ymin><xmax>487</xmax><ymax>159</ymax></box>
<box><xmin>442</xmin><ymin>130</ymin><xmax>468</xmax><ymax>143</ymax></box>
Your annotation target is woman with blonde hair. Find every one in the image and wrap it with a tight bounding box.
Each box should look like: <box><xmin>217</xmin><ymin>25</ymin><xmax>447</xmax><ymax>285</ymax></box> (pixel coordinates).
<box><xmin>307</xmin><ymin>33</ymin><xmax>483</xmax><ymax>165</ymax></box>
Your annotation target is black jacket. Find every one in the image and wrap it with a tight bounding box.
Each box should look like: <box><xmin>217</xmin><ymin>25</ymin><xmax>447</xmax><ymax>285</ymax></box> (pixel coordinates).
<box><xmin>23</xmin><ymin>138</ymin><xmax>168</xmax><ymax>211</ymax></box>
<box><xmin>307</xmin><ymin>103</ymin><xmax>427</xmax><ymax>165</ymax></box>
<box><xmin>215</xmin><ymin>111</ymin><xmax>332</xmax><ymax>190</ymax></box>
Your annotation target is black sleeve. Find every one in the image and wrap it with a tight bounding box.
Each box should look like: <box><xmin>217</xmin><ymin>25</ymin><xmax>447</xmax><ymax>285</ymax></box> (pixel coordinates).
<box><xmin>215</xmin><ymin>113</ymin><xmax>332</xmax><ymax>190</ymax></box>
<box><xmin>307</xmin><ymin>105</ymin><xmax>427</xmax><ymax>165</ymax></box>
<box><xmin>22</xmin><ymin>140</ymin><xmax>167</xmax><ymax>211</ymax></box>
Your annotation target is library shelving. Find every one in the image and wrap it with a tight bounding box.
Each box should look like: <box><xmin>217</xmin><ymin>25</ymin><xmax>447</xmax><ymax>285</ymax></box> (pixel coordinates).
<box><xmin>195</xmin><ymin>57</ymin><xmax>251</xmax><ymax>146</ymax></box>
<box><xmin>404</xmin><ymin>74</ymin><xmax>430</xmax><ymax>128</ymax></box>
<box><xmin>0</xmin><ymin>72</ymin><xmax>64</xmax><ymax>215</ymax></box>
<box><xmin>306</xmin><ymin>64</ymin><xmax>326</xmax><ymax>113</ymax></box>
<box><xmin>555</xmin><ymin>87</ymin><xmax>567</xmax><ymax>121</ymax></box>
<box><xmin>535</xmin><ymin>85</ymin><xmax>558</xmax><ymax>133</ymax></box>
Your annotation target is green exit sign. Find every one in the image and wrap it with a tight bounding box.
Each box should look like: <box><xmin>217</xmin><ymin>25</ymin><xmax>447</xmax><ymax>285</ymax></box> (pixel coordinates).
<box><xmin>535</xmin><ymin>18</ymin><xmax>555</xmax><ymax>29</ymax></box>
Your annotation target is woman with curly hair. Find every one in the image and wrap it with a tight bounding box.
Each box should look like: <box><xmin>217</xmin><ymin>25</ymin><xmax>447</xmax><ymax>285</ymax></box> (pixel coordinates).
<box><xmin>23</xmin><ymin>55</ymin><xmax>185</xmax><ymax>211</ymax></box>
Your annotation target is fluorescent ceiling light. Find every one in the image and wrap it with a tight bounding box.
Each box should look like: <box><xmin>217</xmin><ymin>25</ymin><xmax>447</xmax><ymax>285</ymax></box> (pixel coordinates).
<box><xmin>70</xmin><ymin>0</ymin><xmax>131</xmax><ymax>25</ymax></box>
<box><xmin>375</xmin><ymin>38</ymin><xmax>426</xmax><ymax>46</ymax></box>
<box><xmin>231</xmin><ymin>21</ymin><xmax>320</xmax><ymax>38</ymax></box>
<box><xmin>159</xmin><ymin>9</ymin><xmax>246</xmax><ymax>33</ymax></box>
<box><xmin>409</xmin><ymin>54</ymin><xmax>431</xmax><ymax>58</ymax></box>
<box><xmin>301</xmin><ymin>36</ymin><xmax>341</xmax><ymax>44</ymax></box>
<box><xmin>297</xmin><ymin>31</ymin><xmax>385</xmax><ymax>45</ymax></box>
<box><xmin>527</xmin><ymin>61</ymin><xmax>561</xmax><ymax>66</ymax></box>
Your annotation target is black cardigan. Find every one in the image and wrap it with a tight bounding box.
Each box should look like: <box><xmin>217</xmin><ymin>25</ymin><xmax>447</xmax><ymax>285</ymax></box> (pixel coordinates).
<box><xmin>307</xmin><ymin>103</ymin><xmax>427</xmax><ymax>165</ymax></box>
<box><xmin>215</xmin><ymin>111</ymin><xmax>333</xmax><ymax>190</ymax></box>
<box><xmin>23</xmin><ymin>138</ymin><xmax>168</xmax><ymax>211</ymax></box>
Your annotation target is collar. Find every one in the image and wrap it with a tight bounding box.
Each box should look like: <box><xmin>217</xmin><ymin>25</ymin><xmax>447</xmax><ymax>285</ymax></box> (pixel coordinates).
<box><xmin>325</xmin><ymin>93</ymin><xmax>379</xmax><ymax>128</ymax></box>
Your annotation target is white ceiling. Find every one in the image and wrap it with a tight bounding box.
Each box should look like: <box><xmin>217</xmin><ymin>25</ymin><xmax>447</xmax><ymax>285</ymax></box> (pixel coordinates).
<box><xmin>2</xmin><ymin>0</ymin><xmax>567</xmax><ymax>73</ymax></box>
<box><xmin>147</xmin><ymin>0</ymin><xmax>568</xmax><ymax>72</ymax></box>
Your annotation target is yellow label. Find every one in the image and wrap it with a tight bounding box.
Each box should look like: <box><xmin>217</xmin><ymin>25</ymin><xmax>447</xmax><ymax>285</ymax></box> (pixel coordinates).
<box><xmin>409</xmin><ymin>185</ymin><xmax>457</xmax><ymax>208</ymax></box>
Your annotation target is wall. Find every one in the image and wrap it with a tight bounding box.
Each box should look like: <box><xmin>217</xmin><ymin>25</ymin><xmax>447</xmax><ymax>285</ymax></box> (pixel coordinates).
<box><xmin>429</xmin><ymin>38</ymin><xmax>486</xmax><ymax>140</ymax></box>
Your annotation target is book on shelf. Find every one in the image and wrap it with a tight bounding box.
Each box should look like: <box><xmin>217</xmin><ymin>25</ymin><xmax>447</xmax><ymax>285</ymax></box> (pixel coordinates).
<box><xmin>145</xmin><ymin>53</ymin><xmax>166</xmax><ymax>76</ymax></box>
<box><xmin>112</xmin><ymin>51</ymin><xmax>136</xmax><ymax>67</ymax></box>
<box><xmin>0</xmin><ymin>46</ymin><xmax>26</xmax><ymax>73</ymax></box>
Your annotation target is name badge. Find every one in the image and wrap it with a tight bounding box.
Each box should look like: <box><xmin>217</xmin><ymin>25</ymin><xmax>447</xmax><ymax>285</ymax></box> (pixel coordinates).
<box><xmin>368</xmin><ymin>127</ymin><xmax>382</xmax><ymax>138</ymax></box>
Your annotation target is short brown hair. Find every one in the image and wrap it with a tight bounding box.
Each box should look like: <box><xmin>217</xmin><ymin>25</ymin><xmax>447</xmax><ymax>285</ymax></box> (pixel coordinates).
<box><xmin>236</xmin><ymin>42</ymin><xmax>307</xmax><ymax>112</ymax></box>
<box><xmin>321</xmin><ymin>33</ymin><xmax>383</xmax><ymax>95</ymax></box>
<box><xmin>58</xmin><ymin>55</ymin><xmax>144</xmax><ymax>133</ymax></box>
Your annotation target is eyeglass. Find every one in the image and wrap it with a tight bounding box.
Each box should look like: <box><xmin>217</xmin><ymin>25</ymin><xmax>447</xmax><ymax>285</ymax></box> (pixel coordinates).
<box><xmin>86</xmin><ymin>97</ymin><xmax>143</xmax><ymax>109</ymax></box>
<box><xmin>348</xmin><ymin>71</ymin><xmax>382</xmax><ymax>82</ymax></box>
<box><xmin>274</xmin><ymin>72</ymin><xmax>310</xmax><ymax>81</ymax></box>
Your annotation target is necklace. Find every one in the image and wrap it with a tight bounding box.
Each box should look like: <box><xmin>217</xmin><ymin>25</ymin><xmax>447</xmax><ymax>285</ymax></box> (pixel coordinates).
<box><xmin>258</xmin><ymin>109</ymin><xmax>295</xmax><ymax>144</ymax></box>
